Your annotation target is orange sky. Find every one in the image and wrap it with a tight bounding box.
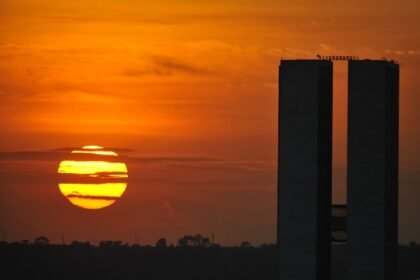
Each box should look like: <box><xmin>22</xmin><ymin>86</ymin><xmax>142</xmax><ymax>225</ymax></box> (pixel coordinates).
<box><xmin>0</xmin><ymin>0</ymin><xmax>419</xmax><ymax>245</ymax></box>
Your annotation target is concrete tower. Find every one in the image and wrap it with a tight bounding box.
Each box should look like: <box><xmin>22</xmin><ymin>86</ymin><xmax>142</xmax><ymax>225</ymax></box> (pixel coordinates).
<box><xmin>347</xmin><ymin>60</ymin><xmax>399</xmax><ymax>280</ymax></box>
<box><xmin>278</xmin><ymin>60</ymin><xmax>333</xmax><ymax>280</ymax></box>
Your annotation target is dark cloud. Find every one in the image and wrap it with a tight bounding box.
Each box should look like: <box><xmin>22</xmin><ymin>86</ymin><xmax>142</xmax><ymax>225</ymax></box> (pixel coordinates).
<box><xmin>58</xmin><ymin>172</ymin><xmax>128</xmax><ymax>184</ymax></box>
<box><xmin>0</xmin><ymin>151</ymin><xmax>67</xmax><ymax>161</ymax></box>
<box><xmin>51</xmin><ymin>147</ymin><xmax>135</xmax><ymax>153</ymax></box>
<box><xmin>121</xmin><ymin>69</ymin><xmax>151</xmax><ymax>77</ymax></box>
<box><xmin>66</xmin><ymin>194</ymin><xmax>119</xmax><ymax>200</ymax></box>
<box><xmin>122</xmin><ymin>56</ymin><xmax>214</xmax><ymax>77</ymax></box>
<box><xmin>0</xmin><ymin>149</ymin><xmax>224</xmax><ymax>165</ymax></box>
<box><xmin>0</xmin><ymin>150</ymin><xmax>124</xmax><ymax>163</ymax></box>
<box><xmin>0</xmin><ymin>149</ymin><xmax>275</xmax><ymax>189</ymax></box>
<box><xmin>152</xmin><ymin>56</ymin><xmax>213</xmax><ymax>75</ymax></box>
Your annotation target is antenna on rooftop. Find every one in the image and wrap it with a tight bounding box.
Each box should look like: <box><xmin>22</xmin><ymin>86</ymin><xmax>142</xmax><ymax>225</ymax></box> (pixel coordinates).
<box><xmin>317</xmin><ymin>55</ymin><xmax>359</xmax><ymax>61</ymax></box>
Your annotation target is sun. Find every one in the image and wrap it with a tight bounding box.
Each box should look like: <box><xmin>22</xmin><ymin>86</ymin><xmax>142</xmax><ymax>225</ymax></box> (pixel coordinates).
<box><xmin>57</xmin><ymin>145</ymin><xmax>128</xmax><ymax>210</ymax></box>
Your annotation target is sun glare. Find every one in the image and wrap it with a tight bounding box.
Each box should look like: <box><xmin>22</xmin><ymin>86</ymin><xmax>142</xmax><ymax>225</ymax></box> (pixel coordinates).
<box><xmin>82</xmin><ymin>145</ymin><xmax>104</xmax><ymax>150</ymax></box>
<box><xmin>71</xmin><ymin>150</ymin><xmax>118</xmax><ymax>156</ymax></box>
<box><xmin>57</xmin><ymin>146</ymin><xmax>128</xmax><ymax>210</ymax></box>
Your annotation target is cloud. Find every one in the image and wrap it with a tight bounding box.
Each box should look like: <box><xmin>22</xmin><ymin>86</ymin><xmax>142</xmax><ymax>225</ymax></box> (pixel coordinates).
<box><xmin>386</xmin><ymin>49</ymin><xmax>420</xmax><ymax>56</ymax></box>
<box><xmin>52</xmin><ymin>147</ymin><xmax>134</xmax><ymax>153</ymax></box>
<box><xmin>408</xmin><ymin>50</ymin><xmax>420</xmax><ymax>56</ymax></box>
<box><xmin>0</xmin><ymin>150</ymin><xmax>67</xmax><ymax>161</ymax></box>
<box><xmin>0</xmin><ymin>149</ymin><xmax>222</xmax><ymax>164</ymax></box>
<box><xmin>162</xmin><ymin>201</ymin><xmax>186</xmax><ymax>225</ymax></box>
<box><xmin>122</xmin><ymin>56</ymin><xmax>214</xmax><ymax>77</ymax></box>
<box><xmin>66</xmin><ymin>194</ymin><xmax>119</xmax><ymax>200</ymax></box>
<box><xmin>152</xmin><ymin>56</ymin><xmax>213</xmax><ymax>75</ymax></box>
<box><xmin>0</xmin><ymin>149</ymin><xmax>276</xmax><ymax>190</ymax></box>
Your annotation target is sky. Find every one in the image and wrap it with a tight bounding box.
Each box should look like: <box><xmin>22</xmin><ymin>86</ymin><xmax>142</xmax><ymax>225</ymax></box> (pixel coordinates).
<box><xmin>0</xmin><ymin>0</ymin><xmax>419</xmax><ymax>245</ymax></box>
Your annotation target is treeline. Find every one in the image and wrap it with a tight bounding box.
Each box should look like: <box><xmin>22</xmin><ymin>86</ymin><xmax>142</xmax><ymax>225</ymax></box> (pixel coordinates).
<box><xmin>0</xmin><ymin>239</ymin><xmax>419</xmax><ymax>280</ymax></box>
<box><xmin>0</xmin><ymin>235</ymin><xmax>277</xmax><ymax>280</ymax></box>
<box><xmin>0</xmin><ymin>234</ymin><xmax>258</xmax><ymax>248</ymax></box>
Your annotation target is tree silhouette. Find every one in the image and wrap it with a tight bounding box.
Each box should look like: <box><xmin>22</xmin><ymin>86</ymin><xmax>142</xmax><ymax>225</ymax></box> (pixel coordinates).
<box><xmin>177</xmin><ymin>235</ymin><xmax>188</xmax><ymax>247</ymax></box>
<box><xmin>240</xmin><ymin>241</ymin><xmax>252</xmax><ymax>248</ymax></box>
<box><xmin>155</xmin><ymin>238</ymin><xmax>167</xmax><ymax>248</ymax></box>
<box><xmin>71</xmin><ymin>241</ymin><xmax>91</xmax><ymax>248</ymax></box>
<box><xmin>201</xmin><ymin>237</ymin><xmax>211</xmax><ymax>248</ymax></box>
<box><xmin>177</xmin><ymin>234</ymin><xmax>211</xmax><ymax>248</ymax></box>
<box><xmin>99</xmin><ymin>240</ymin><xmax>123</xmax><ymax>248</ymax></box>
<box><xmin>409</xmin><ymin>241</ymin><xmax>418</xmax><ymax>248</ymax></box>
<box><xmin>34</xmin><ymin>236</ymin><xmax>49</xmax><ymax>246</ymax></box>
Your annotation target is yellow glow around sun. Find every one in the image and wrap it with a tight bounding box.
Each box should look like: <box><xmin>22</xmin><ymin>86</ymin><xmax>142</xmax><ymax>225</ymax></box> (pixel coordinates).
<box><xmin>57</xmin><ymin>146</ymin><xmax>128</xmax><ymax>210</ymax></box>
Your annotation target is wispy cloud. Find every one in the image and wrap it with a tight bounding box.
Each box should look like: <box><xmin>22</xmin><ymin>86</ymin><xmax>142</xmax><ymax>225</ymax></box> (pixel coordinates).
<box><xmin>122</xmin><ymin>56</ymin><xmax>214</xmax><ymax>77</ymax></box>
<box><xmin>153</xmin><ymin>56</ymin><xmax>214</xmax><ymax>75</ymax></box>
<box><xmin>0</xmin><ymin>149</ymin><xmax>276</xmax><ymax>190</ymax></box>
<box><xmin>162</xmin><ymin>201</ymin><xmax>186</xmax><ymax>226</ymax></box>
<box><xmin>0</xmin><ymin>149</ymin><xmax>222</xmax><ymax>164</ymax></box>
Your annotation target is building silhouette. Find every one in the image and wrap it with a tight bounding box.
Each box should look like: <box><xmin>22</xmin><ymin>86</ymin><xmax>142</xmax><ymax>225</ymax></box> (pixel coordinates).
<box><xmin>347</xmin><ymin>60</ymin><xmax>399</xmax><ymax>280</ymax></box>
<box><xmin>277</xmin><ymin>59</ymin><xmax>399</xmax><ymax>280</ymax></box>
<box><xmin>278</xmin><ymin>60</ymin><xmax>333</xmax><ymax>280</ymax></box>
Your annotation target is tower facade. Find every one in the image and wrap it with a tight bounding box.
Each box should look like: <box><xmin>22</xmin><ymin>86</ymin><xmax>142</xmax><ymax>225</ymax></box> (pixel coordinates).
<box><xmin>347</xmin><ymin>60</ymin><xmax>399</xmax><ymax>280</ymax></box>
<box><xmin>278</xmin><ymin>60</ymin><xmax>333</xmax><ymax>280</ymax></box>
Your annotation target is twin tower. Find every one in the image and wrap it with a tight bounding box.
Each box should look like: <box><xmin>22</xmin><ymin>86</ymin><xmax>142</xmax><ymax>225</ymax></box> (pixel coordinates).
<box><xmin>277</xmin><ymin>59</ymin><xmax>399</xmax><ymax>280</ymax></box>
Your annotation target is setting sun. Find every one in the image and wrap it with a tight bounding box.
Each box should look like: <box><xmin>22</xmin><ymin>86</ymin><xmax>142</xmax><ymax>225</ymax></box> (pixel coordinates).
<box><xmin>57</xmin><ymin>146</ymin><xmax>128</xmax><ymax>210</ymax></box>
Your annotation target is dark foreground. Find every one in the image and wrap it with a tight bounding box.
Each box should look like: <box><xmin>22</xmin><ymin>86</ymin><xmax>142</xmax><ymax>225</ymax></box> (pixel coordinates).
<box><xmin>1</xmin><ymin>242</ymin><xmax>419</xmax><ymax>280</ymax></box>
